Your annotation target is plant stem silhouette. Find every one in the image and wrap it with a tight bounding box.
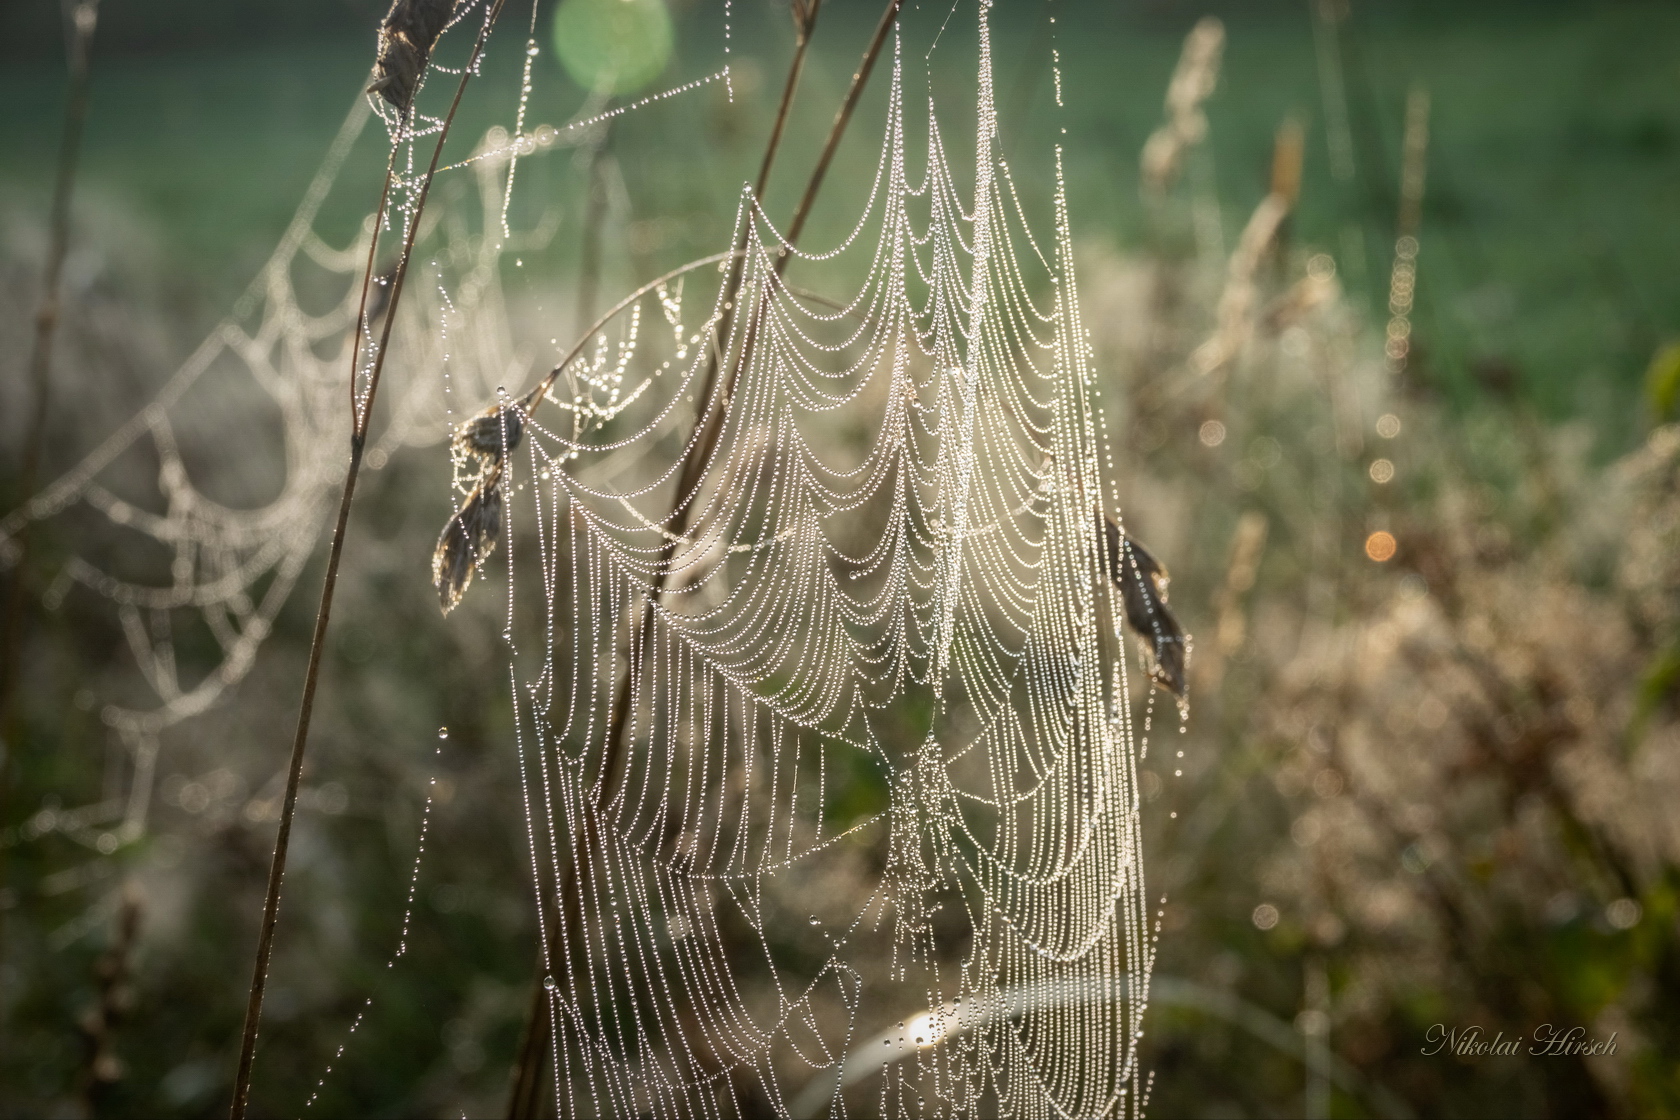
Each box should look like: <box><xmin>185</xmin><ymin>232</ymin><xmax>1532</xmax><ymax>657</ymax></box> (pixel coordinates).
<box><xmin>229</xmin><ymin>4</ymin><xmax>507</xmax><ymax>1115</ymax></box>
<box><xmin>0</xmin><ymin>1</ymin><xmax>101</xmax><ymax>1032</ymax></box>
<box><xmin>0</xmin><ymin>0</ymin><xmax>100</xmax><ymax>864</ymax></box>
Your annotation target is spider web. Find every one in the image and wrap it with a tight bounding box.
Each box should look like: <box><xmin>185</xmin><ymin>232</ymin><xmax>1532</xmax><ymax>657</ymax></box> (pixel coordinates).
<box><xmin>478</xmin><ymin>8</ymin><xmax>1165</xmax><ymax>1116</ymax></box>
<box><xmin>0</xmin><ymin>64</ymin><xmax>637</xmax><ymax>847</ymax></box>
<box><xmin>4</xmin><ymin>2</ymin><xmax>1168</xmax><ymax>1113</ymax></box>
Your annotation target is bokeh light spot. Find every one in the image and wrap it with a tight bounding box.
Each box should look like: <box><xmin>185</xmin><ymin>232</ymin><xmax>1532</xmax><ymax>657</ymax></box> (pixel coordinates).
<box><xmin>1365</xmin><ymin>530</ymin><xmax>1397</xmax><ymax>562</ymax></box>
<box><xmin>553</xmin><ymin>0</ymin><xmax>673</xmax><ymax>96</ymax></box>
<box><xmin>1606</xmin><ymin>898</ymin><xmax>1643</xmax><ymax>930</ymax></box>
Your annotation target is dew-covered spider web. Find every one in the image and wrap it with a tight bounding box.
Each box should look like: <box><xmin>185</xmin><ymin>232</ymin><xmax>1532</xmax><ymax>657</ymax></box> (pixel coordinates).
<box><xmin>4</xmin><ymin>0</ymin><xmax>1176</xmax><ymax>1114</ymax></box>
<box><xmin>0</xmin><ymin>92</ymin><xmax>557</xmax><ymax>844</ymax></box>
<box><xmin>0</xmin><ymin>7</ymin><xmax>726</xmax><ymax>850</ymax></box>
<box><xmin>458</xmin><ymin>8</ymin><xmax>1173</xmax><ymax>1116</ymax></box>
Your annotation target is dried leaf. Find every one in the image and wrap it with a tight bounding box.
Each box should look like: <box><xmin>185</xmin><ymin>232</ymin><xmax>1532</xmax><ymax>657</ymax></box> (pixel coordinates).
<box><xmin>454</xmin><ymin>402</ymin><xmax>524</xmax><ymax>462</ymax></box>
<box><xmin>1102</xmin><ymin>515</ymin><xmax>1189</xmax><ymax>697</ymax></box>
<box><xmin>433</xmin><ymin>478</ymin><xmax>502</xmax><ymax>613</ymax></box>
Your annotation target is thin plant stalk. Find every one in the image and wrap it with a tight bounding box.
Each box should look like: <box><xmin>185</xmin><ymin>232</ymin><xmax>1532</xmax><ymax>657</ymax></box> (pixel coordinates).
<box><xmin>781</xmin><ymin>0</ymin><xmax>900</xmax><ymax>254</ymax></box>
<box><xmin>0</xmin><ymin>0</ymin><xmax>100</xmax><ymax>1018</ymax></box>
<box><xmin>519</xmin><ymin>251</ymin><xmax>742</xmax><ymax>414</ymax></box>
<box><xmin>504</xmin><ymin>2</ymin><xmax>902</xmax><ymax>1111</ymax></box>
<box><xmin>79</xmin><ymin>888</ymin><xmax>142</xmax><ymax>1113</ymax></box>
<box><xmin>0</xmin><ymin>0</ymin><xmax>100</xmax><ymax>819</ymax></box>
<box><xmin>229</xmin><ymin>4</ymin><xmax>507</xmax><ymax>1115</ymax></box>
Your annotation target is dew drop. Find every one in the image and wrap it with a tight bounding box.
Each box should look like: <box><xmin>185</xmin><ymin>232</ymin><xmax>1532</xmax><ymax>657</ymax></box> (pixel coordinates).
<box><xmin>438</xmin><ymin>726</ymin><xmax>449</xmax><ymax>739</ymax></box>
<box><xmin>543</xmin><ymin>975</ymin><xmax>558</xmax><ymax>992</ymax></box>
<box><xmin>809</xmin><ymin>915</ymin><xmax>820</xmax><ymax>926</ymax></box>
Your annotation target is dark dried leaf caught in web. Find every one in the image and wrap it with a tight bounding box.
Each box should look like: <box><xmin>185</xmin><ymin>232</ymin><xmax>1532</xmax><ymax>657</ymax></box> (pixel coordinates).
<box><xmin>369</xmin><ymin>0</ymin><xmax>458</xmax><ymax>112</ymax></box>
<box><xmin>433</xmin><ymin>478</ymin><xmax>502</xmax><ymax>614</ymax></box>
<box><xmin>1102</xmin><ymin>515</ymin><xmax>1189</xmax><ymax>697</ymax></box>
<box><xmin>454</xmin><ymin>403</ymin><xmax>524</xmax><ymax>463</ymax></box>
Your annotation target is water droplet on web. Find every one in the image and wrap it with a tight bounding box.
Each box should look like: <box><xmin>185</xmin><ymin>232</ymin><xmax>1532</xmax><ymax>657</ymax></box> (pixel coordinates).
<box><xmin>438</xmin><ymin>726</ymin><xmax>448</xmax><ymax>739</ymax></box>
<box><xmin>543</xmin><ymin>975</ymin><xmax>558</xmax><ymax>992</ymax></box>
<box><xmin>809</xmin><ymin>915</ymin><xmax>820</xmax><ymax>926</ymax></box>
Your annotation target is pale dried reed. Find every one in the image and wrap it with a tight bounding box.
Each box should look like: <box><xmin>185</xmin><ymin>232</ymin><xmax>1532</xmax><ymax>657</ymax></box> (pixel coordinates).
<box><xmin>1140</xmin><ymin>17</ymin><xmax>1224</xmax><ymax>196</ymax></box>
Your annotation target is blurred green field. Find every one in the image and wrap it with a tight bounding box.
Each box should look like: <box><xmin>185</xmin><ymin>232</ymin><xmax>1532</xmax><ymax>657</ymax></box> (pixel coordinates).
<box><xmin>1</xmin><ymin>1</ymin><xmax>1677</xmax><ymax>445</ymax></box>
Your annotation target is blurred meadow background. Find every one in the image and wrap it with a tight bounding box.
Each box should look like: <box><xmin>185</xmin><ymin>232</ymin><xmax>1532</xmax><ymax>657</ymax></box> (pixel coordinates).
<box><xmin>2</xmin><ymin>0</ymin><xmax>1679</xmax><ymax>1116</ymax></box>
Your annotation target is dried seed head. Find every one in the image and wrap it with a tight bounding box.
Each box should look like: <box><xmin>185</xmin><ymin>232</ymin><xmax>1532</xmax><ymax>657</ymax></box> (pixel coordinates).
<box><xmin>433</xmin><ymin>479</ymin><xmax>503</xmax><ymax>614</ymax></box>
<box><xmin>1102</xmin><ymin>515</ymin><xmax>1190</xmax><ymax>697</ymax></box>
<box><xmin>370</xmin><ymin>0</ymin><xmax>458</xmax><ymax>112</ymax></box>
<box><xmin>455</xmin><ymin>403</ymin><xmax>525</xmax><ymax>462</ymax></box>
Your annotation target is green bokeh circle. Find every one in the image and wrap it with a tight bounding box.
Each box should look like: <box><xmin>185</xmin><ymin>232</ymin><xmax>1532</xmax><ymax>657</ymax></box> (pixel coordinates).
<box><xmin>552</xmin><ymin>0</ymin><xmax>674</xmax><ymax>97</ymax></box>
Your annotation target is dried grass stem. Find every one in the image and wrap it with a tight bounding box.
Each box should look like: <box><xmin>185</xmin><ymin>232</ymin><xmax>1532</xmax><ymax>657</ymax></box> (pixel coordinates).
<box><xmin>229</xmin><ymin>4</ymin><xmax>506</xmax><ymax>1115</ymax></box>
<box><xmin>0</xmin><ymin>0</ymin><xmax>100</xmax><ymax>987</ymax></box>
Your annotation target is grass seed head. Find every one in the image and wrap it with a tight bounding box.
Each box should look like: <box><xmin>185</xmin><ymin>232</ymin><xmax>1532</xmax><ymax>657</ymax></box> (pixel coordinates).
<box><xmin>370</xmin><ymin>0</ymin><xmax>458</xmax><ymax>112</ymax></box>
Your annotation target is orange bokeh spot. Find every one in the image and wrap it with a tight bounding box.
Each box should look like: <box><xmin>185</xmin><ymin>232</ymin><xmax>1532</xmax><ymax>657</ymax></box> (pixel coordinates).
<box><xmin>1365</xmin><ymin>530</ymin><xmax>1397</xmax><ymax>562</ymax></box>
